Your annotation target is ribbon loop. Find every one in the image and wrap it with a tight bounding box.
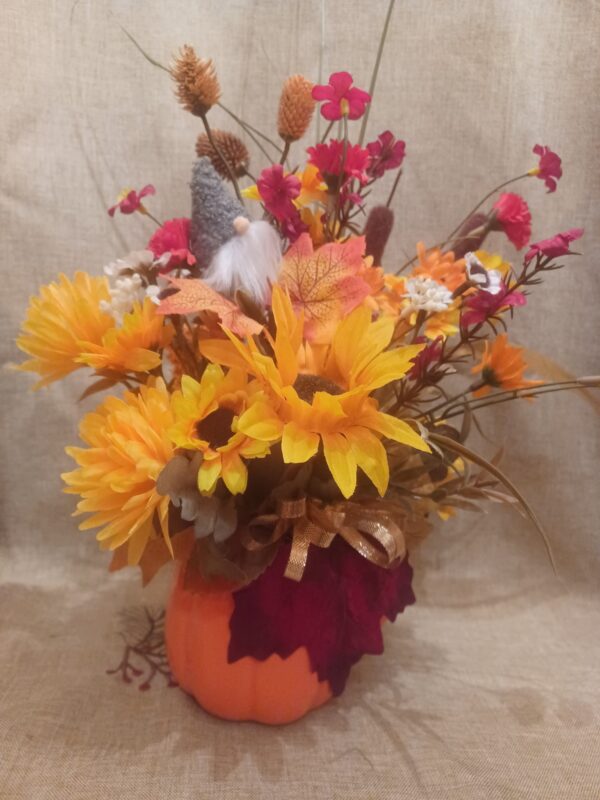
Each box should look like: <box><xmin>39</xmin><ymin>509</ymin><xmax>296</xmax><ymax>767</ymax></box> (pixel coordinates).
<box><xmin>245</xmin><ymin>496</ymin><xmax>408</xmax><ymax>582</ymax></box>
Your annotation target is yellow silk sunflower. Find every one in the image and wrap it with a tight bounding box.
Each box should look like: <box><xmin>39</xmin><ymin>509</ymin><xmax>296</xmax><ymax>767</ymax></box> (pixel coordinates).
<box><xmin>201</xmin><ymin>287</ymin><xmax>430</xmax><ymax>499</ymax></box>
<box><xmin>16</xmin><ymin>272</ymin><xmax>114</xmax><ymax>387</ymax></box>
<box><xmin>168</xmin><ymin>365</ymin><xmax>271</xmax><ymax>495</ymax></box>
<box><xmin>77</xmin><ymin>298</ymin><xmax>174</xmax><ymax>374</ymax></box>
<box><xmin>62</xmin><ymin>379</ymin><xmax>175</xmax><ymax>566</ymax></box>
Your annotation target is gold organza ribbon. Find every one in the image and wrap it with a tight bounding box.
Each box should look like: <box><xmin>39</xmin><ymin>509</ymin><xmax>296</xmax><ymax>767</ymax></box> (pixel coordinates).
<box><xmin>245</xmin><ymin>497</ymin><xmax>407</xmax><ymax>581</ymax></box>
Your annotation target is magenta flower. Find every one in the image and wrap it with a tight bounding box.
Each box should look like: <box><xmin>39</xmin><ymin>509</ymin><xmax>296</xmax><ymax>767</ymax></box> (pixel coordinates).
<box><xmin>257</xmin><ymin>164</ymin><xmax>301</xmax><ymax>221</ymax></box>
<box><xmin>307</xmin><ymin>140</ymin><xmax>370</xmax><ymax>190</ymax></box>
<box><xmin>312</xmin><ymin>72</ymin><xmax>371</xmax><ymax>121</ymax></box>
<box><xmin>366</xmin><ymin>131</ymin><xmax>406</xmax><ymax>178</ymax></box>
<box><xmin>492</xmin><ymin>193</ymin><xmax>532</xmax><ymax>250</ymax></box>
<box><xmin>148</xmin><ymin>218</ymin><xmax>196</xmax><ymax>272</ymax></box>
<box><xmin>408</xmin><ymin>337</ymin><xmax>443</xmax><ymax>381</ymax></box>
<box><xmin>524</xmin><ymin>228</ymin><xmax>584</xmax><ymax>264</ymax></box>
<box><xmin>461</xmin><ymin>282</ymin><xmax>527</xmax><ymax>327</ymax></box>
<box><xmin>108</xmin><ymin>184</ymin><xmax>155</xmax><ymax>217</ymax></box>
<box><xmin>531</xmin><ymin>145</ymin><xmax>562</xmax><ymax>193</ymax></box>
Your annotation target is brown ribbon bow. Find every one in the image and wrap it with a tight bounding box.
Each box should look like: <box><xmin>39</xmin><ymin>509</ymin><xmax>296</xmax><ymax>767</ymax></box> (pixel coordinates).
<box><xmin>245</xmin><ymin>497</ymin><xmax>407</xmax><ymax>581</ymax></box>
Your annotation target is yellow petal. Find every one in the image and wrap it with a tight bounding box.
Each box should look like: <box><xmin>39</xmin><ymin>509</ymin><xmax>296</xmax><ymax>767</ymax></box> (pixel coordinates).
<box><xmin>282</xmin><ymin>421</ymin><xmax>320</xmax><ymax>463</ymax></box>
<box><xmin>221</xmin><ymin>452</ymin><xmax>248</xmax><ymax>494</ymax></box>
<box><xmin>322</xmin><ymin>432</ymin><xmax>357</xmax><ymax>499</ymax></box>
<box><xmin>346</xmin><ymin>427</ymin><xmax>389</xmax><ymax>496</ymax></box>
<box><xmin>356</xmin><ymin>343</ymin><xmax>424</xmax><ymax>390</ymax></box>
<box><xmin>241</xmin><ymin>184</ymin><xmax>261</xmax><ymax>201</ymax></box>
<box><xmin>366</xmin><ymin>411</ymin><xmax>431</xmax><ymax>453</ymax></box>
<box><xmin>198</xmin><ymin>455</ymin><xmax>221</xmax><ymax>494</ymax></box>
<box><xmin>237</xmin><ymin>401</ymin><xmax>283</xmax><ymax>442</ymax></box>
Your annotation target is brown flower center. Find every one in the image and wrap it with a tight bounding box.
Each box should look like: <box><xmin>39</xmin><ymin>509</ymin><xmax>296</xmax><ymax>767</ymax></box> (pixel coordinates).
<box><xmin>196</xmin><ymin>407</ymin><xmax>236</xmax><ymax>448</ymax></box>
<box><xmin>294</xmin><ymin>373</ymin><xmax>343</xmax><ymax>402</ymax></box>
<box><xmin>482</xmin><ymin>366</ymin><xmax>501</xmax><ymax>387</ymax></box>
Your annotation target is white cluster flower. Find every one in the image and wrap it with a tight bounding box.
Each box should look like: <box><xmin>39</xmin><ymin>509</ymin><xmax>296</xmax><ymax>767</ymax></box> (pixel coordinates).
<box><xmin>402</xmin><ymin>277</ymin><xmax>453</xmax><ymax>317</ymax></box>
<box><xmin>464</xmin><ymin>252</ymin><xmax>502</xmax><ymax>296</ymax></box>
<box><xmin>100</xmin><ymin>250</ymin><xmax>155</xmax><ymax>323</ymax></box>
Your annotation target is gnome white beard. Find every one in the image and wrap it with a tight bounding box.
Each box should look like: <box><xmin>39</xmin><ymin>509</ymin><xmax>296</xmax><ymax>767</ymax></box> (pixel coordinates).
<box><xmin>202</xmin><ymin>219</ymin><xmax>282</xmax><ymax>305</ymax></box>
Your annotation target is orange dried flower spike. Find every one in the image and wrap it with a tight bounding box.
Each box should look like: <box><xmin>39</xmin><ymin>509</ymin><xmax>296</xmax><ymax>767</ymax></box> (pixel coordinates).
<box><xmin>472</xmin><ymin>334</ymin><xmax>543</xmax><ymax>397</ymax></box>
<box><xmin>278</xmin><ymin>75</ymin><xmax>316</xmax><ymax>142</ymax></box>
<box><xmin>171</xmin><ymin>45</ymin><xmax>221</xmax><ymax>117</ymax></box>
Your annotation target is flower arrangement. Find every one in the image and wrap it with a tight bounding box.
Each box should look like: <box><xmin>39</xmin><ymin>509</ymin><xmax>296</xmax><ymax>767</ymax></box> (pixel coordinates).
<box><xmin>16</xmin><ymin>30</ymin><xmax>597</xmax><ymax>723</ymax></box>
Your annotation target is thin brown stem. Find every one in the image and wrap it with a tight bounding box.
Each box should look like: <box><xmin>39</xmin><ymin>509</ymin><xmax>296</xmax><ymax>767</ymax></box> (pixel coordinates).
<box><xmin>358</xmin><ymin>0</ymin><xmax>396</xmax><ymax>146</ymax></box>
<box><xmin>443</xmin><ymin>172</ymin><xmax>531</xmax><ymax>246</ymax></box>
<box><xmin>442</xmin><ymin>380</ymin><xmax>600</xmax><ymax>419</ymax></box>
<box><xmin>279</xmin><ymin>141</ymin><xmax>291</xmax><ymax>167</ymax></box>
<box><xmin>385</xmin><ymin>168</ymin><xmax>403</xmax><ymax>209</ymax></box>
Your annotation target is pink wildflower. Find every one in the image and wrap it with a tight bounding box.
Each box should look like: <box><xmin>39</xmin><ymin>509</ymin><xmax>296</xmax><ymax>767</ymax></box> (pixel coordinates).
<box><xmin>492</xmin><ymin>193</ymin><xmax>532</xmax><ymax>250</ymax></box>
<box><xmin>531</xmin><ymin>145</ymin><xmax>562</xmax><ymax>193</ymax></box>
<box><xmin>148</xmin><ymin>218</ymin><xmax>196</xmax><ymax>272</ymax></box>
<box><xmin>366</xmin><ymin>131</ymin><xmax>406</xmax><ymax>178</ymax></box>
<box><xmin>257</xmin><ymin>164</ymin><xmax>301</xmax><ymax>221</ymax></box>
<box><xmin>524</xmin><ymin>228</ymin><xmax>584</xmax><ymax>264</ymax></box>
<box><xmin>461</xmin><ymin>282</ymin><xmax>527</xmax><ymax>327</ymax></box>
<box><xmin>307</xmin><ymin>140</ymin><xmax>370</xmax><ymax>190</ymax></box>
<box><xmin>312</xmin><ymin>71</ymin><xmax>371</xmax><ymax>121</ymax></box>
<box><xmin>108</xmin><ymin>184</ymin><xmax>155</xmax><ymax>217</ymax></box>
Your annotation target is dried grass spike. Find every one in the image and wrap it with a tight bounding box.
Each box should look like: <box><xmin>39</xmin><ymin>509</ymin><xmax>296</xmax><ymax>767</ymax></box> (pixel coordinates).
<box><xmin>195</xmin><ymin>130</ymin><xmax>249</xmax><ymax>179</ymax></box>
<box><xmin>171</xmin><ymin>45</ymin><xmax>221</xmax><ymax>117</ymax></box>
<box><xmin>278</xmin><ymin>75</ymin><xmax>315</xmax><ymax>142</ymax></box>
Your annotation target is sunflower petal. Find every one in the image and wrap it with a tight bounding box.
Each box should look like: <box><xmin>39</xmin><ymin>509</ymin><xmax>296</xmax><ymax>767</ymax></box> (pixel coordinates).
<box><xmin>282</xmin><ymin>421</ymin><xmax>320</xmax><ymax>463</ymax></box>
<box><xmin>322</xmin><ymin>432</ymin><xmax>357</xmax><ymax>498</ymax></box>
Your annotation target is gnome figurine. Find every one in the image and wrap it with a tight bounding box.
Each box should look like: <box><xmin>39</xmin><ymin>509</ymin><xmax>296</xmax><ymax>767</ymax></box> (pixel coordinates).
<box><xmin>190</xmin><ymin>157</ymin><xmax>281</xmax><ymax>305</ymax></box>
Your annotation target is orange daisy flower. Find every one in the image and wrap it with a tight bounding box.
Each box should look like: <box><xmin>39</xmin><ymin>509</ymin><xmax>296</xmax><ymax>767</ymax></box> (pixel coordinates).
<box><xmin>472</xmin><ymin>334</ymin><xmax>542</xmax><ymax>397</ymax></box>
<box><xmin>412</xmin><ymin>242</ymin><xmax>466</xmax><ymax>293</ymax></box>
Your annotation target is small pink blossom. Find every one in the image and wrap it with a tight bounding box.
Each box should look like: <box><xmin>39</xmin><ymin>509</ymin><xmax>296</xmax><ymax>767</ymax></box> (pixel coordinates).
<box><xmin>492</xmin><ymin>193</ymin><xmax>532</xmax><ymax>250</ymax></box>
<box><xmin>257</xmin><ymin>165</ymin><xmax>301</xmax><ymax>221</ymax></box>
<box><xmin>366</xmin><ymin>131</ymin><xmax>406</xmax><ymax>178</ymax></box>
<box><xmin>148</xmin><ymin>218</ymin><xmax>196</xmax><ymax>272</ymax></box>
<box><xmin>108</xmin><ymin>184</ymin><xmax>155</xmax><ymax>217</ymax></box>
<box><xmin>531</xmin><ymin>145</ymin><xmax>562</xmax><ymax>193</ymax></box>
<box><xmin>312</xmin><ymin>71</ymin><xmax>371</xmax><ymax>121</ymax></box>
<box><xmin>307</xmin><ymin>140</ymin><xmax>370</xmax><ymax>189</ymax></box>
<box><xmin>524</xmin><ymin>228</ymin><xmax>583</xmax><ymax>264</ymax></box>
<box><xmin>461</xmin><ymin>282</ymin><xmax>527</xmax><ymax>327</ymax></box>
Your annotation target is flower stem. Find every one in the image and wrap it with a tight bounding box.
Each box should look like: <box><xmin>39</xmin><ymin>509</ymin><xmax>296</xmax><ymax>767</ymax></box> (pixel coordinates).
<box><xmin>385</xmin><ymin>168</ymin><xmax>403</xmax><ymax>209</ymax></box>
<box><xmin>200</xmin><ymin>114</ymin><xmax>243</xmax><ymax>202</ymax></box>
<box><xmin>218</xmin><ymin>103</ymin><xmax>283</xmax><ymax>160</ymax></box>
<box><xmin>442</xmin><ymin>379</ymin><xmax>600</xmax><ymax>419</ymax></box>
<box><xmin>358</xmin><ymin>0</ymin><xmax>396</xmax><ymax>146</ymax></box>
<box><xmin>279</xmin><ymin>141</ymin><xmax>291</xmax><ymax>167</ymax></box>
<box><xmin>319</xmin><ymin>120</ymin><xmax>335</xmax><ymax>144</ymax></box>
<box><xmin>443</xmin><ymin>172</ymin><xmax>532</xmax><ymax>246</ymax></box>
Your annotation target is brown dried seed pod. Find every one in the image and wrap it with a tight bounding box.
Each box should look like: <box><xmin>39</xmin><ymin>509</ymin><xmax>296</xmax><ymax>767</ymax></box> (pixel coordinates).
<box><xmin>277</xmin><ymin>75</ymin><xmax>316</xmax><ymax>142</ymax></box>
<box><xmin>171</xmin><ymin>45</ymin><xmax>221</xmax><ymax>117</ymax></box>
<box><xmin>195</xmin><ymin>130</ymin><xmax>250</xmax><ymax>179</ymax></box>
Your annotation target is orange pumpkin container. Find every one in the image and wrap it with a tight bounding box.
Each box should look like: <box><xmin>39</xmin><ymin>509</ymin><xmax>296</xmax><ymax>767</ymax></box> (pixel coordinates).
<box><xmin>165</xmin><ymin>564</ymin><xmax>333</xmax><ymax>724</ymax></box>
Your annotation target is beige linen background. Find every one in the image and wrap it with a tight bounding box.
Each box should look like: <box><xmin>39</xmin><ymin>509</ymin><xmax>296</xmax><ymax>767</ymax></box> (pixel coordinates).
<box><xmin>1</xmin><ymin>1</ymin><xmax>599</xmax><ymax>798</ymax></box>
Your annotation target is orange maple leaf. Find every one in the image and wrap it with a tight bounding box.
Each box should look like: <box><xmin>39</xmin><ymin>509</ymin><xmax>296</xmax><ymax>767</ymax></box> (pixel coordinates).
<box><xmin>156</xmin><ymin>277</ymin><xmax>262</xmax><ymax>337</ymax></box>
<box><xmin>278</xmin><ymin>233</ymin><xmax>372</xmax><ymax>342</ymax></box>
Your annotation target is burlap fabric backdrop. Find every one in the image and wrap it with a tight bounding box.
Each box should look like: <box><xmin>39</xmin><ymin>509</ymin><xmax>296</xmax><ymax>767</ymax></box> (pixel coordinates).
<box><xmin>1</xmin><ymin>1</ymin><xmax>599</xmax><ymax>797</ymax></box>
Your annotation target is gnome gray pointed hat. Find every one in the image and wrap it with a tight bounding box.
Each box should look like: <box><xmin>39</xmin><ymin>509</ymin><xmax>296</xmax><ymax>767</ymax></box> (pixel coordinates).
<box><xmin>189</xmin><ymin>157</ymin><xmax>248</xmax><ymax>269</ymax></box>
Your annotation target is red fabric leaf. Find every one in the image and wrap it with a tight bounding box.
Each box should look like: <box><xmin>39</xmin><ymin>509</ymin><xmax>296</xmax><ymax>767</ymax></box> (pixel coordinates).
<box><xmin>228</xmin><ymin>538</ymin><xmax>415</xmax><ymax>696</ymax></box>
